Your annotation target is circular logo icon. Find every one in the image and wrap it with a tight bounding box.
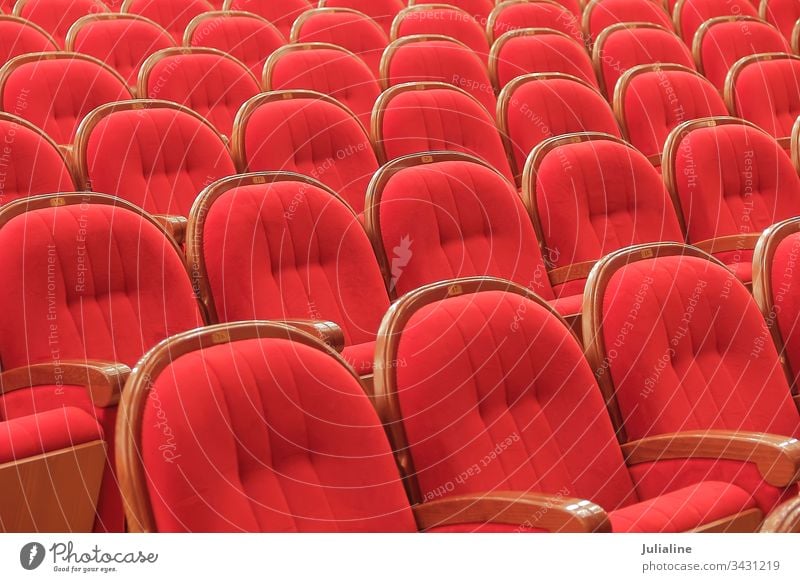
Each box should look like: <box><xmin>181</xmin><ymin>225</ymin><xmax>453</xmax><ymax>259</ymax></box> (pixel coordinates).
<box><xmin>20</xmin><ymin>542</ymin><xmax>46</xmax><ymax>570</ymax></box>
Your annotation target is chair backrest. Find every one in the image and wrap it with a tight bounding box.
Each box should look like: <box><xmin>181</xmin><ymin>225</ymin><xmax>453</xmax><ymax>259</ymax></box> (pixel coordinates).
<box><xmin>373</xmin><ymin>277</ymin><xmax>638</xmax><ymax>510</ymax></box>
<box><xmin>392</xmin><ymin>5</ymin><xmax>490</xmax><ymax>63</ymax></box>
<box><xmin>74</xmin><ymin>100</ymin><xmax>236</xmax><ymax>217</ymax></box>
<box><xmin>487</xmin><ymin>0</ymin><xmax>582</xmax><ymax>44</ymax></box>
<box><xmin>292</xmin><ymin>7</ymin><xmax>388</xmax><ymax>77</ymax></box>
<box><xmin>592</xmin><ymin>23</ymin><xmax>695</xmax><ymax>99</ymax></box>
<box><xmin>373</xmin><ymin>82</ymin><xmax>514</xmax><ymax>182</ymax></box>
<box><xmin>381</xmin><ymin>35</ymin><xmax>496</xmax><ymax>112</ymax></box>
<box><xmin>663</xmin><ymin>117</ymin><xmax>800</xmax><ymax>282</ymax></box>
<box><xmin>498</xmin><ymin>73</ymin><xmax>621</xmax><ymax>180</ymax></box>
<box><xmin>318</xmin><ymin>0</ymin><xmax>404</xmax><ymax>35</ymax></box>
<box><xmin>223</xmin><ymin>0</ymin><xmax>310</xmax><ymax>38</ymax></box>
<box><xmin>673</xmin><ymin>0</ymin><xmax>759</xmax><ymax>43</ymax></box>
<box><xmin>759</xmin><ymin>0</ymin><xmax>800</xmax><ymax>41</ymax></box>
<box><xmin>583</xmin><ymin>243</ymin><xmax>800</xmax><ymax>442</ymax></box>
<box><xmin>583</xmin><ymin>0</ymin><xmax>672</xmax><ymax>43</ymax></box>
<box><xmin>0</xmin><ymin>15</ymin><xmax>57</xmax><ymax>68</ymax></box>
<box><xmin>0</xmin><ymin>52</ymin><xmax>132</xmax><ymax>146</ymax></box>
<box><xmin>0</xmin><ymin>193</ymin><xmax>204</xmax><ymax>369</ymax></box>
<box><xmin>725</xmin><ymin>53</ymin><xmax>800</xmax><ymax>147</ymax></box>
<box><xmin>139</xmin><ymin>47</ymin><xmax>260</xmax><ymax>139</ymax></box>
<box><xmin>66</xmin><ymin>14</ymin><xmax>175</xmax><ymax>91</ymax></box>
<box><xmin>694</xmin><ymin>16</ymin><xmax>789</xmax><ymax>90</ymax></box>
<box><xmin>365</xmin><ymin>152</ymin><xmax>555</xmax><ymax>299</ymax></box>
<box><xmin>187</xmin><ymin>173</ymin><xmax>390</xmax><ymax>342</ymax></box>
<box><xmin>121</xmin><ymin>0</ymin><xmax>214</xmax><ymax>44</ymax></box>
<box><xmin>490</xmin><ymin>27</ymin><xmax>598</xmax><ymax>90</ymax></box>
<box><xmin>408</xmin><ymin>0</ymin><xmax>495</xmax><ymax>23</ymax></box>
<box><xmin>232</xmin><ymin>91</ymin><xmax>379</xmax><ymax>214</ymax></box>
<box><xmin>14</xmin><ymin>0</ymin><xmax>108</xmax><ymax>48</ymax></box>
<box><xmin>0</xmin><ymin>113</ymin><xmax>75</xmax><ymax>205</ymax></box>
<box><xmin>523</xmin><ymin>133</ymin><xmax>684</xmax><ymax>297</ymax></box>
<box><xmin>614</xmin><ymin>64</ymin><xmax>727</xmax><ymax>163</ymax></box>
<box><xmin>118</xmin><ymin>321</ymin><xmax>416</xmax><ymax>532</ymax></box>
<box><xmin>264</xmin><ymin>43</ymin><xmax>380</xmax><ymax>129</ymax></box>
<box><xmin>184</xmin><ymin>11</ymin><xmax>285</xmax><ymax>79</ymax></box>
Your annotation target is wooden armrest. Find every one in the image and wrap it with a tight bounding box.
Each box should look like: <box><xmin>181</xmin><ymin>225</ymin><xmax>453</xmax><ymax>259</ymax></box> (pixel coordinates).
<box><xmin>0</xmin><ymin>360</ymin><xmax>131</xmax><ymax>407</ymax></box>
<box><xmin>622</xmin><ymin>430</ymin><xmax>800</xmax><ymax>487</ymax></box>
<box><xmin>760</xmin><ymin>496</ymin><xmax>800</xmax><ymax>533</ymax></box>
<box><xmin>692</xmin><ymin>233</ymin><xmax>761</xmax><ymax>255</ymax></box>
<box><xmin>152</xmin><ymin>214</ymin><xmax>187</xmax><ymax>245</ymax></box>
<box><xmin>548</xmin><ymin>260</ymin><xmax>597</xmax><ymax>286</ymax></box>
<box><xmin>412</xmin><ymin>492</ymin><xmax>611</xmax><ymax>533</ymax></box>
<box><xmin>278</xmin><ymin>320</ymin><xmax>345</xmax><ymax>352</ymax></box>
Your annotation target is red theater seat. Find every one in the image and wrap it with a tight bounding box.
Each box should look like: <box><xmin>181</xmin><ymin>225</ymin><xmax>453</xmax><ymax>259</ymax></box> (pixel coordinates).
<box><xmin>0</xmin><ymin>15</ymin><xmax>57</xmax><ymax>68</ymax></box>
<box><xmin>490</xmin><ymin>28</ymin><xmax>598</xmax><ymax>90</ymax></box>
<box><xmin>673</xmin><ymin>0</ymin><xmax>759</xmax><ymax>44</ymax></box>
<box><xmin>498</xmin><ymin>73</ymin><xmax>621</xmax><ymax>181</ymax></box>
<box><xmin>582</xmin><ymin>0</ymin><xmax>673</xmax><ymax>43</ymax></box>
<box><xmin>232</xmin><ymin>91</ymin><xmax>379</xmax><ymax>214</ymax></box>
<box><xmin>382</xmin><ymin>35</ymin><xmax>496</xmax><ymax>112</ymax></box>
<box><xmin>760</xmin><ymin>0</ymin><xmax>800</xmax><ymax>43</ymax></box>
<box><xmin>139</xmin><ymin>47</ymin><xmax>260</xmax><ymax>139</ymax></box>
<box><xmin>592</xmin><ymin>23</ymin><xmax>695</xmax><ymax>99</ymax></box>
<box><xmin>408</xmin><ymin>0</ymin><xmax>494</xmax><ymax>24</ymax></box>
<box><xmin>318</xmin><ymin>0</ymin><xmax>403</xmax><ymax>36</ymax></box>
<box><xmin>291</xmin><ymin>8</ymin><xmax>388</xmax><ymax>77</ymax></box>
<box><xmin>583</xmin><ymin>243</ymin><xmax>800</xmax><ymax>513</ymax></box>
<box><xmin>74</xmin><ymin>100</ymin><xmax>235</xmax><ymax>234</ymax></box>
<box><xmin>522</xmin><ymin>133</ymin><xmax>684</xmax><ymax>298</ymax></box>
<box><xmin>184</xmin><ymin>11</ymin><xmax>285</xmax><ymax>79</ymax></box>
<box><xmin>392</xmin><ymin>5</ymin><xmax>489</xmax><ymax>63</ymax></box>
<box><xmin>66</xmin><ymin>14</ymin><xmax>175</xmax><ymax>92</ymax></box>
<box><xmin>0</xmin><ymin>53</ymin><xmax>132</xmax><ymax>147</ymax></box>
<box><xmin>0</xmin><ymin>113</ymin><xmax>75</xmax><ymax>205</ymax></box>
<box><xmin>0</xmin><ymin>193</ymin><xmax>204</xmax><ymax>532</ymax></box>
<box><xmin>374</xmin><ymin>277</ymin><xmax>765</xmax><ymax>532</ymax></box>
<box><xmin>187</xmin><ymin>174</ymin><xmax>390</xmax><ymax>375</ymax></box>
<box><xmin>725</xmin><ymin>53</ymin><xmax>800</xmax><ymax>147</ymax></box>
<box><xmin>487</xmin><ymin>0</ymin><xmax>582</xmax><ymax>44</ymax></box>
<box><xmin>364</xmin><ymin>153</ymin><xmax>581</xmax><ymax>322</ymax></box>
<box><xmin>121</xmin><ymin>0</ymin><xmax>213</xmax><ymax>44</ymax></box>
<box><xmin>264</xmin><ymin>43</ymin><xmax>380</xmax><ymax>129</ymax></box>
<box><xmin>373</xmin><ymin>83</ymin><xmax>514</xmax><ymax>182</ymax></box>
<box><xmin>663</xmin><ymin>117</ymin><xmax>800</xmax><ymax>283</ymax></box>
<box><xmin>223</xmin><ymin>0</ymin><xmax>310</xmax><ymax>39</ymax></box>
<box><xmin>14</xmin><ymin>0</ymin><xmax>108</xmax><ymax>48</ymax></box>
<box><xmin>694</xmin><ymin>17</ymin><xmax>789</xmax><ymax>90</ymax></box>
<box><xmin>614</xmin><ymin>64</ymin><xmax>727</xmax><ymax>164</ymax></box>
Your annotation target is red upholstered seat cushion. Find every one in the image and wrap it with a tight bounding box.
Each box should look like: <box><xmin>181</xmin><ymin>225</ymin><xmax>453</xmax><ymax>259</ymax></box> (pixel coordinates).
<box><xmin>490</xmin><ymin>1</ymin><xmax>582</xmax><ymax>42</ymax></box>
<box><xmin>770</xmin><ymin>231</ymin><xmax>800</xmax><ymax>388</ymax></box>
<box><xmin>141</xmin><ymin>337</ymin><xmax>417</xmax><ymax>532</ymax></box>
<box><xmin>0</xmin><ymin>407</ymin><xmax>102</xmax><ymax>464</ymax></box>
<box><xmin>341</xmin><ymin>339</ymin><xmax>377</xmax><ymax>376</ymax></box>
<box><xmin>238</xmin><ymin>97</ymin><xmax>378</xmax><ymax>214</ymax></box>
<box><xmin>0</xmin><ymin>18</ymin><xmax>57</xmax><ymax>66</ymax></box>
<box><xmin>762</xmin><ymin>0</ymin><xmax>800</xmax><ymax>41</ymax></box>
<box><xmin>379</xmin><ymin>88</ymin><xmax>514</xmax><ymax>182</ymax></box>
<box><xmin>584</xmin><ymin>0</ymin><xmax>672</xmax><ymax>42</ymax></box>
<box><xmin>675</xmin><ymin>0</ymin><xmax>758</xmax><ymax>43</ymax></box>
<box><xmin>16</xmin><ymin>0</ymin><xmax>108</xmax><ymax>48</ymax></box>
<box><xmin>226</xmin><ymin>0</ymin><xmax>310</xmax><ymax>38</ymax></box>
<box><xmin>394</xmin><ymin>7</ymin><xmax>489</xmax><ymax>63</ymax></box>
<box><xmin>123</xmin><ymin>0</ymin><xmax>213</xmax><ymax>44</ymax></box>
<box><xmin>438</xmin><ymin>0</ymin><xmax>493</xmax><ymax>22</ymax></box>
<box><xmin>83</xmin><ymin>107</ymin><xmax>235</xmax><ymax>216</ymax></box>
<box><xmin>317</xmin><ymin>0</ymin><xmax>403</xmax><ymax>35</ymax></box>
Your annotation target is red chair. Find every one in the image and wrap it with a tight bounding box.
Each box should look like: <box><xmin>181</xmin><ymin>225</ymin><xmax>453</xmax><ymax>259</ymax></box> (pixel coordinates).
<box><xmin>13</xmin><ymin>0</ymin><xmax>108</xmax><ymax>48</ymax></box>
<box><xmin>374</xmin><ymin>277</ymin><xmax>766</xmax><ymax>532</ymax></box>
<box><xmin>522</xmin><ymin>133</ymin><xmax>684</xmax><ymax>298</ymax></box>
<box><xmin>582</xmin><ymin>0</ymin><xmax>673</xmax><ymax>43</ymax></box>
<box><xmin>318</xmin><ymin>0</ymin><xmax>403</xmax><ymax>36</ymax></box>
<box><xmin>121</xmin><ymin>0</ymin><xmax>214</xmax><ymax>44</ymax></box>
<box><xmin>232</xmin><ymin>91</ymin><xmax>379</xmax><ymax>214</ymax></box>
<box><xmin>223</xmin><ymin>0</ymin><xmax>311</xmax><ymax>38</ymax></box>
<box><xmin>487</xmin><ymin>0</ymin><xmax>582</xmax><ymax>44</ymax></box>
<box><xmin>0</xmin><ymin>15</ymin><xmax>57</xmax><ymax>68</ymax></box>
<box><xmin>760</xmin><ymin>0</ymin><xmax>800</xmax><ymax>43</ymax></box>
<box><xmin>673</xmin><ymin>0</ymin><xmax>758</xmax><ymax>44</ymax></box>
<box><xmin>408</xmin><ymin>0</ymin><xmax>494</xmax><ymax>23</ymax></box>
<box><xmin>392</xmin><ymin>5</ymin><xmax>489</xmax><ymax>63</ymax></box>
<box><xmin>373</xmin><ymin>83</ymin><xmax>514</xmax><ymax>182</ymax></box>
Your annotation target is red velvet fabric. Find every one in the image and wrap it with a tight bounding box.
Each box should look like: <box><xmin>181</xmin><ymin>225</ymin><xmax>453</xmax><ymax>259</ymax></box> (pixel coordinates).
<box><xmin>186</xmin><ymin>13</ymin><xmax>286</xmax><ymax>79</ymax></box>
<box><xmin>239</xmin><ymin>96</ymin><xmax>378</xmax><ymax>214</ymax></box>
<box><xmin>378</xmin><ymin>87</ymin><xmax>514</xmax><ymax>182</ymax></box>
<box><xmin>0</xmin><ymin>18</ymin><xmax>57</xmax><ymax>67</ymax></box>
<box><xmin>123</xmin><ymin>0</ymin><xmax>213</xmax><ymax>44</ymax></box>
<box><xmin>770</xmin><ymin>231</ymin><xmax>800</xmax><ymax>388</ymax></box>
<box><xmin>599</xmin><ymin>254</ymin><xmax>800</xmax><ymax>441</ymax></box>
<box><xmin>433</xmin><ymin>0</ymin><xmax>493</xmax><ymax>23</ymax></box>
<box><xmin>16</xmin><ymin>0</ymin><xmax>108</xmax><ymax>48</ymax></box>
<box><xmin>493</xmin><ymin>32</ymin><xmax>598</xmax><ymax>90</ymax></box>
<box><xmin>0</xmin><ymin>407</ymin><xmax>102</xmax><ymax>464</ymax></box>
<box><xmin>318</xmin><ymin>0</ymin><xmax>403</xmax><ymax>35</ymax></box>
<box><xmin>385</xmin><ymin>38</ymin><xmax>496</xmax><ymax>113</ymax></box>
<box><xmin>490</xmin><ymin>1</ymin><xmax>582</xmax><ymax>42</ymax></box>
<box><xmin>676</xmin><ymin>0</ymin><xmax>758</xmax><ymax>43</ymax></box>
<box><xmin>619</xmin><ymin>68</ymin><xmax>727</xmax><ymax>160</ymax></box>
<box><xmin>585</xmin><ymin>0</ymin><xmax>673</xmax><ymax>42</ymax></box>
<box><xmin>762</xmin><ymin>0</ymin><xmax>800</xmax><ymax>41</ymax></box>
<box><xmin>729</xmin><ymin>56</ymin><xmax>800</xmax><ymax>142</ymax></box>
<box><xmin>69</xmin><ymin>17</ymin><xmax>175</xmax><ymax>88</ymax></box>
<box><xmin>267</xmin><ymin>46</ymin><xmax>380</xmax><ymax>129</ymax></box>
<box><xmin>83</xmin><ymin>107</ymin><xmax>235</xmax><ymax>216</ymax></box>
<box><xmin>198</xmin><ymin>180</ymin><xmax>389</xmax><ymax>373</ymax></box>
<box><xmin>226</xmin><ymin>0</ymin><xmax>311</xmax><ymax>38</ymax></box>
<box><xmin>293</xmin><ymin>9</ymin><xmax>388</xmax><ymax>77</ymax></box>
<box><xmin>0</xmin><ymin>117</ymin><xmax>75</xmax><ymax>205</ymax></box>
<box><xmin>595</xmin><ymin>26</ymin><xmax>695</xmax><ymax>99</ymax></box>
<box><xmin>395</xmin><ymin>7</ymin><xmax>490</xmax><ymax>63</ymax></box>
<box><xmin>0</xmin><ymin>56</ymin><xmax>132</xmax><ymax>146</ymax></box>
<box><xmin>503</xmin><ymin>77</ymin><xmax>620</xmax><ymax>173</ymax></box>
<box><xmin>670</xmin><ymin>123</ymin><xmax>800</xmax><ymax>282</ymax></box>
<box><xmin>532</xmin><ymin>139</ymin><xmax>683</xmax><ymax>297</ymax></box>
<box><xmin>142</xmin><ymin>51</ymin><xmax>260</xmax><ymax>138</ymax></box>
<box><xmin>698</xmin><ymin>20</ymin><xmax>790</xmax><ymax>90</ymax></box>
<box><xmin>141</xmin><ymin>337</ymin><xmax>417</xmax><ymax>532</ymax></box>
